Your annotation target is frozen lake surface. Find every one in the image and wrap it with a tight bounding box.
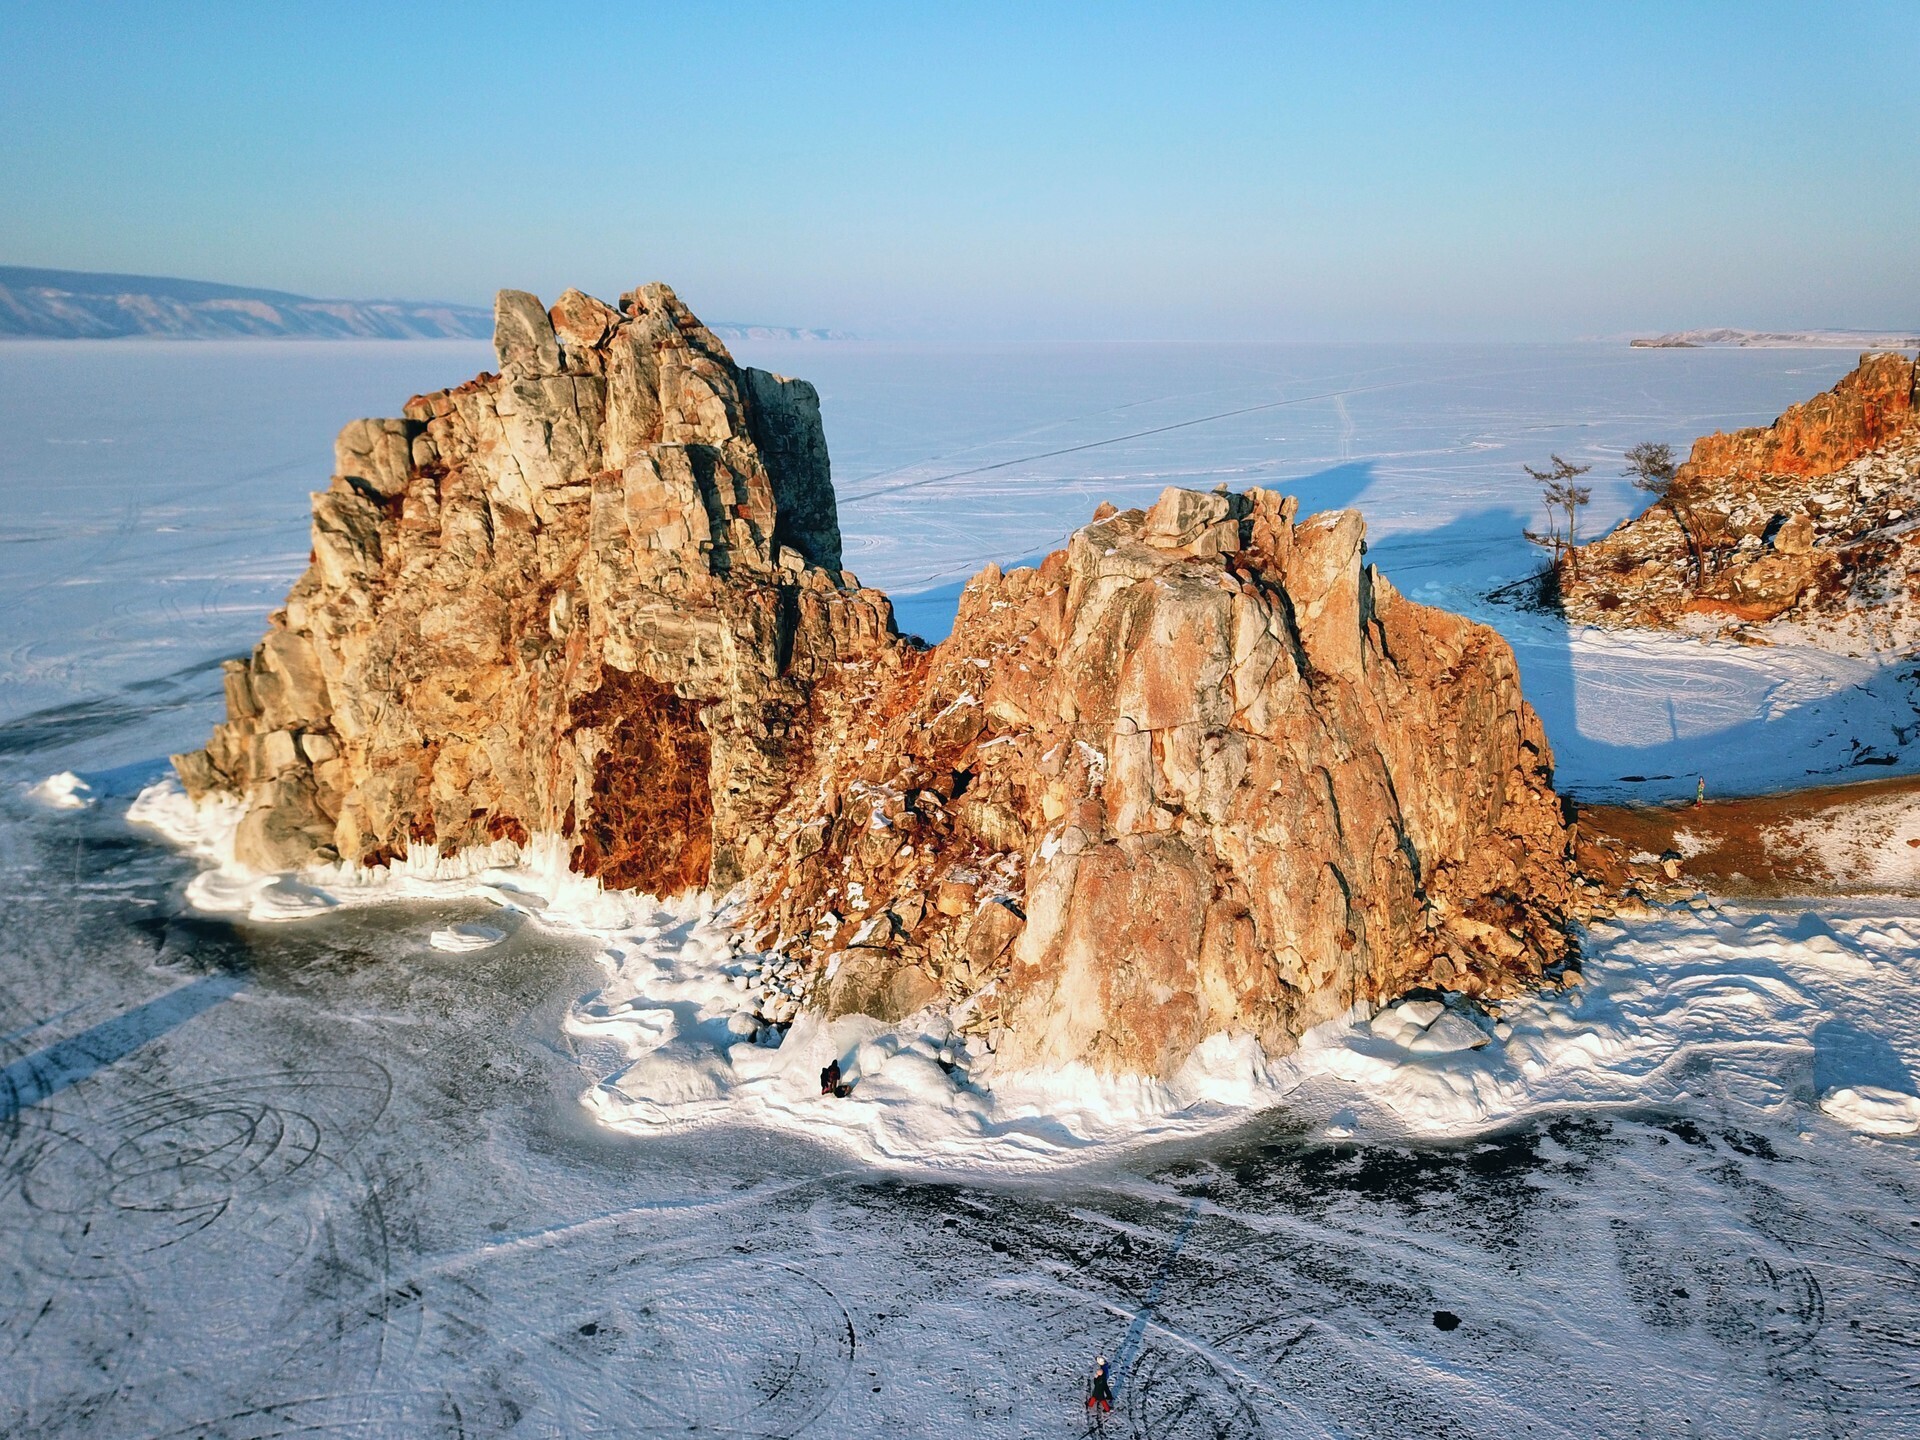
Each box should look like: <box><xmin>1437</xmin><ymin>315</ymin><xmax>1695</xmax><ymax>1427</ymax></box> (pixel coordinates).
<box><xmin>4</xmin><ymin>339</ymin><xmax>1920</xmax><ymax>1436</ymax></box>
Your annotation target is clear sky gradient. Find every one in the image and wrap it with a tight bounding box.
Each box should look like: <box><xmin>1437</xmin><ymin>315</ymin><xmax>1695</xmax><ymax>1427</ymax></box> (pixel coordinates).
<box><xmin>3</xmin><ymin>2</ymin><xmax>1915</xmax><ymax>340</ymax></box>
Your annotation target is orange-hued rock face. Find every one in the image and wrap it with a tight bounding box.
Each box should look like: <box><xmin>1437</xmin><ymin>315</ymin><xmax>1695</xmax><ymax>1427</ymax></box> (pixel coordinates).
<box><xmin>567</xmin><ymin>668</ymin><xmax>713</xmax><ymax>895</ymax></box>
<box><xmin>172</xmin><ymin>284</ymin><xmax>895</xmax><ymax>878</ymax></box>
<box><xmin>177</xmin><ymin>286</ymin><xmax>1584</xmax><ymax>1078</ymax></box>
<box><xmin>1560</xmin><ymin>352</ymin><xmax>1920</xmax><ymax>645</ymax></box>
<box><xmin>739</xmin><ymin>487</ymin><xmax>1580</xmax><ymax>1076</ymax></box>
<box><xmin>1680</xmin><ymin>353</ymin><xmax>1917</xmax><ymax>485</ymax></box>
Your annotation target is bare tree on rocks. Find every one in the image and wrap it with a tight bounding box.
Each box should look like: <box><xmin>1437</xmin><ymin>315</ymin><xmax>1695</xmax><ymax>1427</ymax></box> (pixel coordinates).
<box><xmin>1623</xmin><ymin>441</ymin><xmax>1706</xmax><ymax>583</ymax></box>
<box><xmin>1523</xmin><ymin>455</ymin><xmax>1593</xmax><ymax>577</ymax></box>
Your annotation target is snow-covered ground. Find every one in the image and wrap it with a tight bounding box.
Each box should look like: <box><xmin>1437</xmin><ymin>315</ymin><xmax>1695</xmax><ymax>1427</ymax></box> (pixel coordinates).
<box><xmin>6</xmin><ymin>339</ymin><xmax>1920</xmax><ymax>1436</ymax></box>
<box><xmin>116</xmin><ymin>775</ymin><xmax>1920</xmax><ymax>1162</ymax></box>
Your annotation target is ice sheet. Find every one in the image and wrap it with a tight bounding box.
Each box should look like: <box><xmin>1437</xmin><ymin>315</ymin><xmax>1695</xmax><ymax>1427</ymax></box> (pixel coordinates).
<box><xmin>0</xmin><ymin>339</ymin><xmax>490</xmax><ymax>763</ymax></box>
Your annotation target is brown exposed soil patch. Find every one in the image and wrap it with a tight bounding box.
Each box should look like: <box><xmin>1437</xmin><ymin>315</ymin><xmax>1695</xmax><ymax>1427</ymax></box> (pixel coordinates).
<box><xmin>569</xmin><ymin>668</ymin><xmax>714</xmax><ymax>893</ymax></box>
<box><xmin>1579</xmin><ymin>771</ymin><xmax>1920</xmax><ymax>897</ymax></box>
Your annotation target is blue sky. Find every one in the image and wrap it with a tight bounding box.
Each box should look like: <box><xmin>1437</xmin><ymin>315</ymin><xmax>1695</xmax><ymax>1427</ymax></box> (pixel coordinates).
<box><xmin>3</xmin><ymin>2</ymin><xmax>1915</xmax><ymax>339</ymax></box>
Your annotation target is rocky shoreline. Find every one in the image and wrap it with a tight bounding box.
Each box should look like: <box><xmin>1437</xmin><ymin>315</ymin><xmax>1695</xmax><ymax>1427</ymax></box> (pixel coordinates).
<box><xmin>1559</xmin><ymin>352</ymin><xmax>1920</xmax><ymax>650</ymax></box>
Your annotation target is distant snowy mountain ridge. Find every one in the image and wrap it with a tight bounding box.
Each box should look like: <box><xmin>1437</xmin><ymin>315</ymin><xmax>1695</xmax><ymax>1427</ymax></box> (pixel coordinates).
<box><xmin>0</xmin><ymin>266</ymin><xmax>841</xmax><ymax>342</ymax></box>
<box><xmin>1631</xmin><ymin>326</ymin><xmax>1920</xmax><ymax>349</ymax></box>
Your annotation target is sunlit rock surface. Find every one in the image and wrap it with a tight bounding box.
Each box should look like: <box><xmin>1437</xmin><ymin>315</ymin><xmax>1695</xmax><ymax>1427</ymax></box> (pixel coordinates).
<box><xmin>1561</xmin><ymin>352</ymin><xmax>1920</xmax><ymax>645</ymax></box>
<box><xmin>181</xmin><ymin>285</ymin><xmax>1583</xmax><ymax>1077</ymax></box>
<box><xmin>742</xmin><ymin>487</ymin><xmax>1583</xmax><ymax>1076</ymax></box>
<box><xmin>173</xmin><ymin>283</ymin><xmax>896</xmax><ymax>884</ymax></box>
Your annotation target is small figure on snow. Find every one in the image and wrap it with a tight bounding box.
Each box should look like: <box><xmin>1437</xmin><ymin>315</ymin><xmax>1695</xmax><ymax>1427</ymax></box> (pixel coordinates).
<box><xmin>820</xmin><ymin>1058</ymin><xmax>851</xmax><ymax>1098</ymax></box>
<box><xmin>1086</xmin><ymin>1355</ymin><xmax>1113</xmax><ymax>1414</ymax></box>
<box><xmin>1695</xmin><ymin>775</ymin><xmax>1706</xmax><ymax>808</ymax></box>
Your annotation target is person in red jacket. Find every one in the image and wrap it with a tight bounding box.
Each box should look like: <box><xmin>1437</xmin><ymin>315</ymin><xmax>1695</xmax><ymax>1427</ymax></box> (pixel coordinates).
<box><xmin>1087</xmin><ymin>1355</ymin><xmax>1113</xmax><ymax>1414</ymax></box>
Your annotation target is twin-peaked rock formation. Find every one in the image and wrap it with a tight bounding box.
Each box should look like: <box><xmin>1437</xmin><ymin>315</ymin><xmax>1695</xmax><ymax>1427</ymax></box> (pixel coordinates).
<box><xmin>177</xmin><ymin>284</ymin><xmax>1580</xmax><ymax>1076</ymax></box>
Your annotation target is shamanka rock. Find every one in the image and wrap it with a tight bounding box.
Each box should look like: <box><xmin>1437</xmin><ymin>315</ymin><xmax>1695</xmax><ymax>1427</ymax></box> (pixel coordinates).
<box><xmin>178</xmin><ymin>284</ymin><xmax>1585</xmax><ymax>1078</ymax></box>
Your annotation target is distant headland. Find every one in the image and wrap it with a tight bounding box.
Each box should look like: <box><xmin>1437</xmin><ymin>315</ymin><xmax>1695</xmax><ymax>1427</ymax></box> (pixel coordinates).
<box><xmin>0</xmin><ymin>265</ymin><xmax>844</xmax><ymax>342</ymax></box>
<box><xmin>1630</xmin><ymin>327</ymin><xmax>1920</xmax><ymax>350</ymax></box>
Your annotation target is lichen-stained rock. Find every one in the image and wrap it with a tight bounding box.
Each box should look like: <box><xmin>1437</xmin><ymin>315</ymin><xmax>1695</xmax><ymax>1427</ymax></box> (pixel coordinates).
<box><xmin>173</xmin><ymin>283</ymin><xmax>896</xmax><ymax>883</ymax></box>
<box><xmin>739</xmin><ymin>487</ymin><xmax>1581</xmax><ymax>1078</ymax></box>
<box><xmin>1560</xmin><ymin>352</ymin><xmax>1920</xmax><ymax>647</ymax></box>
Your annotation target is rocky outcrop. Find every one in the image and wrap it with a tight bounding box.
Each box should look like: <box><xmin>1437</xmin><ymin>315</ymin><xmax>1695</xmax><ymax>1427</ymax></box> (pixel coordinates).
<box><xmin>1680</xmin><ymin>352</ymin><xmax>1916</xmax><ymax>483</ymax></box>
<box><xmin>1561</xmin><ymin>353</ymin><xmax>1920</xmax><ymax>645</ymax></box>
<box><xmin>738</xmin><ymin>488</ymin><xmax>1582</xmax><ymax>1076</ymax></box>
<box><xmin>179</xmin><ymin>284</ymin><xmax>1585</xmax><ymax>1079</ymax></box>
<box><xmin>172</xmin><ymin>283</ymin><xmax>896</xmax><ymax>883</ymax></box>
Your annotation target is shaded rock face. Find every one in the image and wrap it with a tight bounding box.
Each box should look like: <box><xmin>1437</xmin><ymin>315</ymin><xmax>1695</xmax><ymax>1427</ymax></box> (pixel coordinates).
<box><xmin>174</xmin><ymin>283</ymin><xmax>896</xmax><ymax>883</ymax></box>
<box><xmin>1561</xmin><ymin>353</ymin><xmax>1920</xmax><ymax>645</ymax></box>
<box><xmin>740</xmin><ymin>487</ymin><xmax>1580</xmax><ymax>1076</ymax></box>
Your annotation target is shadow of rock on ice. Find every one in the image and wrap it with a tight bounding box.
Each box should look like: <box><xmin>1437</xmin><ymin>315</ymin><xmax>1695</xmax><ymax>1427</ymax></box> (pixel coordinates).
<box><xmin>0</xmin><ymin>972</ymin><xmax>244</xmax><ymax>1121</ymax></box>
<box><xmin>1813</xmin><ymin>1016</ymin><xmax>1916</xmax><ymax>1098</ymax></box>
<box><xmin>1364</xmin><ymin>500</ymin><xmax>1920</xmax><ymax>807</ymax></box>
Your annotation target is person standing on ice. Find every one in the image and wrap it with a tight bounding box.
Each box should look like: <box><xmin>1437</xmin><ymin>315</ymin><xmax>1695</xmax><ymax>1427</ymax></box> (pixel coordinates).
<box><xmin>820</xmin><ymin>1058</ymin><xmax>842</xmax><ymax>1096</ymax></box>
<box><xmin>1086</xmin><ymin>1355</ymin><xmax>1113</xmax><ymax>1414</ymax></box>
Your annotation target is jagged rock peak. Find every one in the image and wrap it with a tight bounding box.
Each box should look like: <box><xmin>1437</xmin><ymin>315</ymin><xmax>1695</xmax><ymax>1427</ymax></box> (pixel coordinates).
<box><xmin>739</xmin><ymin>486</ymin><xmax>1584</xmax><ymax>1077</ymax></box>
<box><xmin>173</xmin><ymin>282</ymin><xmax>896</xmax><ymax>884</ymax></box>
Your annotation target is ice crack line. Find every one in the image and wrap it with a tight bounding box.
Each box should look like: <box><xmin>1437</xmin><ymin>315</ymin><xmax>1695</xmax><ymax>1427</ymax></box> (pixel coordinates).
<box><xmin>836</xmin><ymin>354</ymin><xmax>1624</xmax><ymax>509</ymax></box>
<box><xmin>838</xmin><ymin>388</ymin><xmax>1392</xmax><ymax>506</ymax></box>
<box><xmin>1112</xmin><ymin>1195</ymin><xmax>1204</xmax><ymax>1396</ymax></box>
